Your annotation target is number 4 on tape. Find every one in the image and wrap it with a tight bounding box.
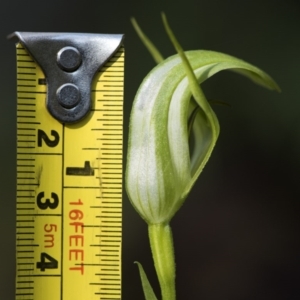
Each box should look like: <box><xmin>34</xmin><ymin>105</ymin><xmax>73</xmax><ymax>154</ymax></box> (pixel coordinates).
<box><xmin>10</xmin><ymin>32</ymin><xmax>124</xmax><ymax>300</ymax></box>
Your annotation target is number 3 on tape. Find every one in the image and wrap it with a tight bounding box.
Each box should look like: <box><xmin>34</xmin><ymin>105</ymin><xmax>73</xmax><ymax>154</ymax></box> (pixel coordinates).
<box><xmin>10</xmin><ymin>32</ymin><xmax>124</xmax><ymax>300</ymax></box>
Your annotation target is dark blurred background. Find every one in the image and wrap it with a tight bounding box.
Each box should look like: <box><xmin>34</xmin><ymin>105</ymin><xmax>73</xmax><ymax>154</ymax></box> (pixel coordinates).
<box><xmin>1</xmin><ymin>0</ymin><xmax>299</xmax><ymax>299</ymax></box>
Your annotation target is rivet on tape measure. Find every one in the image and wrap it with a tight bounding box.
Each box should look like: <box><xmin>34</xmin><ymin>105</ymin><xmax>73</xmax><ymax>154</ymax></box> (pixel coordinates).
<box><xmin>10</xmin><ymin>32</ymin><xmax>124</xmax><ymax>300</ymax></box>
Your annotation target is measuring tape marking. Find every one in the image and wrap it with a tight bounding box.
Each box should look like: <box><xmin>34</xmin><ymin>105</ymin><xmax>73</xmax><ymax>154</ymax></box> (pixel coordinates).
<box><xmin>16</xmin><ymin>43</ymin><xmax>124</xmax><ymax>300</ymax></box>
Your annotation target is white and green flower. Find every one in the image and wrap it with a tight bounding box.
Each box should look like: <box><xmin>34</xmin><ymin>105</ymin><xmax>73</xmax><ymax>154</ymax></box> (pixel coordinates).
<box><xmin>126</xmin><ymin>17</ymin><xmax>279</xmax><ymax>226</ymax></box>
<box><xmin>125</xmin><ymin>14</ymin><xmax>280</xmax><ymax>300</ymax></box>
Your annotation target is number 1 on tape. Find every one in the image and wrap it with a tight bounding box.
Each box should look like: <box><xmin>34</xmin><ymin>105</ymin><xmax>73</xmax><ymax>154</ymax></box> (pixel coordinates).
<box><xmin>11</xmin><ymin>32</ymin><xmax>124</xmax><ymax>300</ymax></box>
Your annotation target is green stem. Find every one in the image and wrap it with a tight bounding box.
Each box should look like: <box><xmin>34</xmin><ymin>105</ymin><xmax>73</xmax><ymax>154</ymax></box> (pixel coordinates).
<box><xmin>148</xmin><ymin>223</ymin><xmax>176</xmax><ymax>300</ymax></box>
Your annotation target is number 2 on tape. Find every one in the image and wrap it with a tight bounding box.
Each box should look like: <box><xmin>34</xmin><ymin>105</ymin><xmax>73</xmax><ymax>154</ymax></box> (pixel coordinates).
<box><xmin>11</xmin><ymin>32</ymin><xmax>124</xmax><ymax>300</ymax></box>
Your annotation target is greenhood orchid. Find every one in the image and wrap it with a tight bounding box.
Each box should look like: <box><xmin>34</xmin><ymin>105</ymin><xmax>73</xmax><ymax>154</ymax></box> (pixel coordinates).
<box><xmin>126</xmin><ymin>19</ymin><xmax>279</xmax><ymax>226</ymax></box>
<box><xmin>125</xmin><ymin>14</ymin><xmax>280</xmax><ymax>300</ymax></box>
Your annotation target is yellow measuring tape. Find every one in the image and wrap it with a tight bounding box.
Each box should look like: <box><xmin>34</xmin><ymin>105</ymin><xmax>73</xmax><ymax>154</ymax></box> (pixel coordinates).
<box><xmin>15</xmin><ymin>34</ymin><xmax>124</xmax><ymax>300</ymax></box>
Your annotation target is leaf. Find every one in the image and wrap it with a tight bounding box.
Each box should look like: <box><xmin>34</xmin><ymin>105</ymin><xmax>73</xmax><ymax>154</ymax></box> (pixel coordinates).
<box><xmin>135</xmin><ymin>262</ymin><xmax>158</xmax><ymax>300</ymax></box>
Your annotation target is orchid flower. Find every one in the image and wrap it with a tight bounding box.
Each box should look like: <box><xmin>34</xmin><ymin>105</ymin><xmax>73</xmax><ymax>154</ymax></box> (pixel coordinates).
<box><xmin>125</xmin><ymin>13</ymin><xmax>280</xmax><ymax>300</ymax></box>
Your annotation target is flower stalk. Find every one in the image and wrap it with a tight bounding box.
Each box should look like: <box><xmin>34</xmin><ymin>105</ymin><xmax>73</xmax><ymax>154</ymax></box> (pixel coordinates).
<box><xmin>149</xmin><ymin>224</ymin><xmax>176</xmax><ymax>300</ymax></box>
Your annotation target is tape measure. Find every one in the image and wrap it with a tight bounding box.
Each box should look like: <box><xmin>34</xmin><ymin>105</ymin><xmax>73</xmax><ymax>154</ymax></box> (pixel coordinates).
<box><xmin>12</xmin><ymin>32</ymin><xmax>124</xmax><ymax>300</ymax></box>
